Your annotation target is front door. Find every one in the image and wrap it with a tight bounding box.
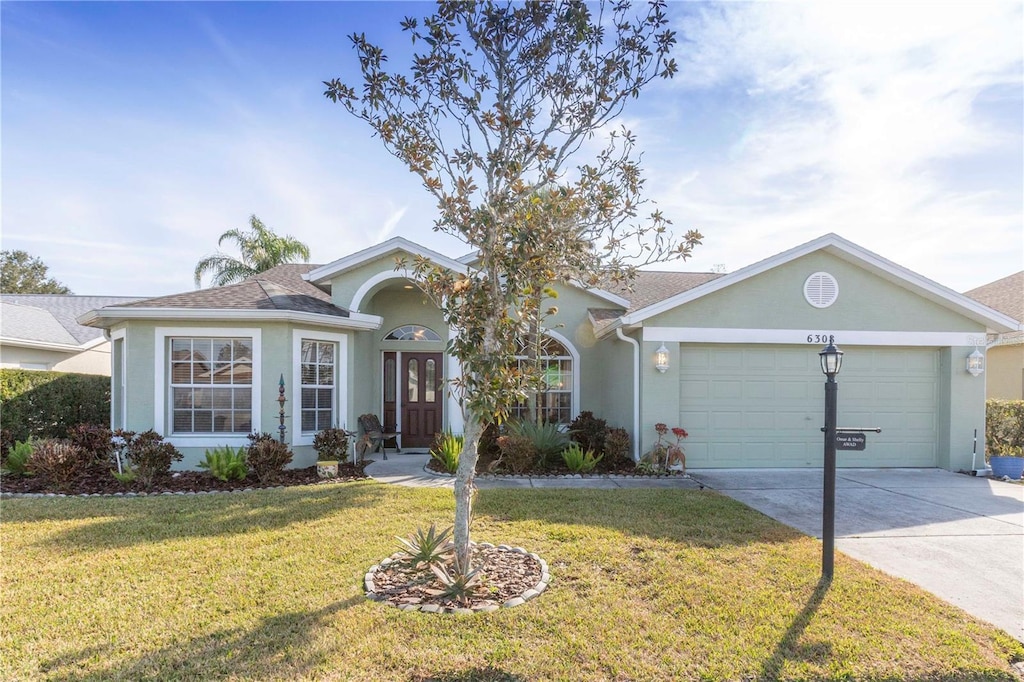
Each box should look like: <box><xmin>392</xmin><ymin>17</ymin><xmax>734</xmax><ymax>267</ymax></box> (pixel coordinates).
<box><xmin>399</xmin><ymin>352</ymin><xmax>443</xmax><ymax>448</ymax></box>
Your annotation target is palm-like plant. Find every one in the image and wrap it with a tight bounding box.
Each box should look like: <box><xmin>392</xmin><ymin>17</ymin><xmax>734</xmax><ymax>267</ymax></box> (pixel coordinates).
<box><xmin>193</xmin><ymin>214</ymin><xmax>311</xmax><ymax>287</ymax></box>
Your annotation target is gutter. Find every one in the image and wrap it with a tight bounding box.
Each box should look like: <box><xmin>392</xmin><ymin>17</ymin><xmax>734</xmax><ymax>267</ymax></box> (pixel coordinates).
<box><xmin>615</xmin><ymin>328</ymin><xmax>641</xmax><ymax>462</ymax></box>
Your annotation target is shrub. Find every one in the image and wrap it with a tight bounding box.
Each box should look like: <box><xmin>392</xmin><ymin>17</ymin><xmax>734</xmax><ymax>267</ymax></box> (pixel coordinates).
<box><xmin>68</xmin><ymin>423</ymin><xmax>114</xmax><ymax>462</ymax></box>
<box><xmin>987</xmin><ymin>399</ymin><xmax>1024</xmax><ymax>457</ymax></box>
<box><xmin>430</xmin><ymin>430</ymin><xmax>464</xmax><ymax>474</ymax></box>
<box><xmin>478</xmin><ymin>421</ymin><xmax>501</xmax><ymax>457</ymax></box>
<box><xmin>312</xmin><ymin>427</ymin><xmax>350</xmax><ymax>462</ymax></box>
<box><xmin>603</xmin><ymin>427</ymin><xmax>632</xmax><ymax>468</ymax></box>
<box><xmin>246</xmin><ymin>432</ymin><xmax>293</xmax><ymax>484</ymax></box>
<box><xmin>198</xmin><ymin>446</ymin><xmax>249</xmax><ymax>482</ymax></box>
<box><xmin>569</xmin><ymin>411</ymin><xmax>607</xmax><ymax>455</ymax></box>
<box><xmin>0</xmin><ymin>369</ymin><xmax>110</xmax><ymax>443</ymax></box>
<box><xmin>26</xmin><ymin>439</ymin><xmax>88</xmax><ymax>491</ymax></box>
<box><xmin>562</xmin><ymin>443</ymin><xmax>602</xmax><ymax>473</ymax></box>
<box><xmin>507</xmin><ymin>420</ymin><xmax>568</xmax><ymax>468</ymax></box>
<box><xmin>121</xmin><ymin>430</ymin><xmax>182</xmax><ymax>490</ymax></box>
<box><xmin>2</xmin><ymin>438</ymin><xmax>34</xmax><ymax>476</ymax></box>
<box><xmin>495</xmin><ymin>433</ymin><xmax>536</xmax><ymax>474</ymax></box>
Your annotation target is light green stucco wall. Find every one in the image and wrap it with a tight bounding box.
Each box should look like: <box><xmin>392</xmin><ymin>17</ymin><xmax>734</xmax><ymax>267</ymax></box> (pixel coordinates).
<box><xmin>326</xmin><ymin>256</ymin><xmax>413</xmax><ymax>312</ymax></box>
<box><xmin>646</xmin><ymin>251</ymin><xmax>979</xmax><ymax>333</ymax></box>
<box><xmin>120</xmin><ymin>319</ymin><xmax>351</xmax><ymax>469</ymax></box>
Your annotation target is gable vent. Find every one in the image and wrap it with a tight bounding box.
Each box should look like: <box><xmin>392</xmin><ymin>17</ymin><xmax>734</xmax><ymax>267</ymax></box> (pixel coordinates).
<box><xmin>804</xmin><ymin>272</ymin><xmax>839</xmax><ymax>308</ymax></box>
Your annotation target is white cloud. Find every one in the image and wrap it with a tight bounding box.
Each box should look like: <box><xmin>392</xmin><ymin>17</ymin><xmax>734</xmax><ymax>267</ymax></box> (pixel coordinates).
<box><xmin>655</xmin><ymin>1</ymin><xmax>1023</xmax><ymax>289</ymax></box>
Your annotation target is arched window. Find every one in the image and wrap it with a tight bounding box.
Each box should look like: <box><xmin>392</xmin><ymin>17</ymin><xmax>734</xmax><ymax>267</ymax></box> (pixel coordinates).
<box><xmin>513</xmin><ymin>334</ymin><xmax>574</xmax><ymax>425</ymax></box>
<box><xmin>383</xmin><ymin>325</ymin><xmax>442</xmax><ymax>342</ymax></box>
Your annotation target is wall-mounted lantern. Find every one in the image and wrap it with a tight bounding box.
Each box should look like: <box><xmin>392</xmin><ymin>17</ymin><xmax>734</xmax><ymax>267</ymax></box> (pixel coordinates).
<box><xmin>966</xmin><ymin>348</ymin><xmax>985</xmax><ymax>377</ymax></box>
<box><xmin>654</xmin><ymin>343</ymin><xmax>670</xmax><ymax>373</ymax></box>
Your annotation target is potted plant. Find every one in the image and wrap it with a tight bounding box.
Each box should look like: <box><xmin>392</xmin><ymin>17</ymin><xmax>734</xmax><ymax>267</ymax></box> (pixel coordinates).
<box><xmin>313</xmin><ymin>427</ymin><xmax>349</xmax><ymax>478</ymax></box>
<box><xmin>986</xmin><ymin>400</ymin><xmax>1024</xmax><ymax>480</ymax></box>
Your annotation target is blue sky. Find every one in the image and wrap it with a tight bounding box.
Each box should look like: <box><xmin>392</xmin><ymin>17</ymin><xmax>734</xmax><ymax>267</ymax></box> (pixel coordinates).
<box><xmin>2</xmin><ymin>1</ymin><xmax>1021</xmax><ymax>298</ymax></box>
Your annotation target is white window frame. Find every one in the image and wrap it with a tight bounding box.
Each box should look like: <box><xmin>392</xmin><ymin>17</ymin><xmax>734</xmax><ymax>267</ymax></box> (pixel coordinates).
<box><xmin>155</xmin><ymin>327</ymin><xmax>262</xmax><ymax>447</ymax></box>
<box><xmin>292</xmin><ymin>329</ymin><xmax>348</xmax><ymax>446</ymax></box>
<box><xmin>512</xmin><ymin>329</ymin><xmax>580</xmax><ymax>426</ymax></box>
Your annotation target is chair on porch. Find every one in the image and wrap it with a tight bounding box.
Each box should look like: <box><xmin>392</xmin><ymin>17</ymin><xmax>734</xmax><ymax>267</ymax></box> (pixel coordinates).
<box><xmin>358</xmin><ymin>414</ymin><xmax>401</xmax><ymax>460</ymax></box>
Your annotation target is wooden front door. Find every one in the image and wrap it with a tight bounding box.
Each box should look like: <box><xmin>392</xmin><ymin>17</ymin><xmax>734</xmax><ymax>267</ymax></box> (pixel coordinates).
<box><xmin>399</xmin><ymin>352</ymin><xmax>443</xmax><ymax>448</ymax></box>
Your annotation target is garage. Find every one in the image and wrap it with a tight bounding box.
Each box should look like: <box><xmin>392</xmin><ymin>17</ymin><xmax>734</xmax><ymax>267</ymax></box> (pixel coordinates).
<box><xmin>677</xmin><ymin>344</ymin><xmax>939</xmax><ymax>468</ymax></box>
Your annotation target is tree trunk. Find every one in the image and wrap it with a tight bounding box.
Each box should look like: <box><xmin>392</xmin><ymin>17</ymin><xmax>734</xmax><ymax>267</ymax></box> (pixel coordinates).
<box><xmin>453</xmin><ymin>414</ymin><xmax>483</xmax><ymax>573</ymax></box>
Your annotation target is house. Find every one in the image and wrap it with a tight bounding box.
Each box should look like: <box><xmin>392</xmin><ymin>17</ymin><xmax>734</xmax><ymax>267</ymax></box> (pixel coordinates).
<box><xmin>1</xmin><ymin>295</ymin><xmax>142</xmax><ymax>375</ymax></box>
<box><xmin>79</xmin><ymin>233</ymin><xmax>1019</xmax><ymax>471</ymax></box>
<box><xmin>964</xmin><ymin>271</ymin><xmax>1023</xmax><ymax>400</ymax></box>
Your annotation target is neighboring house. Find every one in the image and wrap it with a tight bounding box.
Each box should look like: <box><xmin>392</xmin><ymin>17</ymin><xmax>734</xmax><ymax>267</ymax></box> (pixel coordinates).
<box><xmin>79</xmin><ymin>233</ymin><xmax>1019</xmax><ymax>471</ymax></box>
<box><xmin>1</xmin><ymin>295</ymin><xmax>142</xmax><ymax>375</ymax></box>
<box><xmin>964</xmin><ymin>271</ymin><xmax>1024</xmax><ymax>400</ymax></box>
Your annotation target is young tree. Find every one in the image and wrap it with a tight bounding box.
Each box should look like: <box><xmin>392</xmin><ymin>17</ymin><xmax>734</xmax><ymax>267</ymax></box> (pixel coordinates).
<box><xmin>193</xmin><ymin>214</ymin><xmax>311</xmax><ymax>287</ymax></box>
<box><xmin>326</xmin><ymin>0</ymin><xmax>702</xmax><ymax>572</ymax></box>
<box><xmin>0</xmin><ymin>250</ymin><xmax>72</xmax><ymax>294</ymax></box>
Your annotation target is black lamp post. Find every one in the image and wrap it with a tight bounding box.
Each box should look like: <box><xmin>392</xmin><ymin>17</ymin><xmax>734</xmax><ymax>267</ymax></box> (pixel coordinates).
<box><xmin>819</xmin><ymin>339</ymin><xmax>843</xmax><ymax>582</ymax></box>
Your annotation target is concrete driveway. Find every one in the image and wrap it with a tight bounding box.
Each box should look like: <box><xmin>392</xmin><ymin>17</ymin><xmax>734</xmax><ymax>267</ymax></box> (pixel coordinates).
<box><xmin>689</xmin><ymin>468</ymin><xmax>1024</xmax><ymax>642</ymax></box>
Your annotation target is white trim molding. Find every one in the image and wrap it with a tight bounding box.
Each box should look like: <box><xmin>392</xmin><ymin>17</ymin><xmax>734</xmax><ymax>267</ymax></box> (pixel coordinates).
<box><xmin>291</xmin><ymin>329</ymin><xmax>349</xmax><ymax>447</ymax></box>
<box><xmin>642</xmin><ymin>327</ymin><xmax>991</xmax><ymax>347</ymax></box>
<box><xmin>542</xmin><ymin>329</ymin><xmax>582</xmax><ymax>420</ymax></box>
<box><xmin>154</xmin><ymin>327</ymin><xmax>262</xmax><ymax>448</ymax></box>
<box><xmin>350</xmin><ymin>269</ymin><xmax>416</xmax><ymax>312</ymax></box>
<box><xmin>304</xmin><ymin>236</ymin><xmax>469</xmax><ymax>285</ymax></box>
<box><xmin>79</xmin><ymin>307</ymin><xmax>382</xmax><ymax>331</ymax></box>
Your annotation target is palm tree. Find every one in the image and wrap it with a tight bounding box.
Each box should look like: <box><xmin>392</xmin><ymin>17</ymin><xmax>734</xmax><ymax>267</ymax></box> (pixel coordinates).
<box><xmin>193</xmin><ymin>215</ymin><xmax>311</xmax><ymax>287</ymax></box>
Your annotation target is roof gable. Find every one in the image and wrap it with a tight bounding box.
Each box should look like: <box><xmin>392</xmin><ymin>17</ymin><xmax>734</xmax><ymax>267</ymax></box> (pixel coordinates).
<box><xmin>619</xmin><ymin>233</ymin><xmax>1019</xmax><ymax>333</ymax></box>
<box><xmin>965</xmin><ymin>271</ymin><xmax>1023</xmax><ymax>323</ymax></box>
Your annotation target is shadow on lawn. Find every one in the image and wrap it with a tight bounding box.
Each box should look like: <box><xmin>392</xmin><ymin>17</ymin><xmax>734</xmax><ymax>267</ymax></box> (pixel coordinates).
<box><xmin>42</xmin><ymin>596</ymin><xmax>365</xmax><ymax>682</ymax></box>
<box><xmin>759</xmin><ymin>577</ymin><xmax>831</xmax><ymax>679</ymax></box>
<box><xmin>28</xmin><ymin>481</ymin><xmax>389</xmax><ymax>549</ymax></box>
<box><xmin>411</xmin><ymin>668</ymin><xmax>525</xmax><ymax>682</ymax></box>
<box><xmin>474</xmin><ymin>487</ymin><xmax>805</xmax><ymax>547</ymax></box>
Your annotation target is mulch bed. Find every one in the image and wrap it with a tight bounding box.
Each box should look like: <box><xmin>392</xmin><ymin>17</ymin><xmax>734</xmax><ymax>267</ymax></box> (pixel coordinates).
<box><xmin>426</xmin><ymin>457</ymin><xmax>672</xmax><ymax>477</ymax></box>
<box><xmin>0</xmin><ymin>461</ymin><xmax>368</xmax><ymax>496</ymax></box>
<box><xmin>369</xmin><ymin>543</ymin><xmax>544</xmax><ymax>612</ymax></box>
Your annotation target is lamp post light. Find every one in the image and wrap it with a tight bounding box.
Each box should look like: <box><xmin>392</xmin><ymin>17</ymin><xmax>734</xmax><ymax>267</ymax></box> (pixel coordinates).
<box><xmin>819</xmin><ymin>339</ymin><xmax>843</xmax><ymax>582</ymax></box>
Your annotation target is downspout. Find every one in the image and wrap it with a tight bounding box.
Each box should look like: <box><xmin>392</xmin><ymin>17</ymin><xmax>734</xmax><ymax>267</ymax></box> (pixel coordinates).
<box><xmin>616</xmin><ymin>328</ymin><xmax>641</xmax><ymax>462</ymax></box>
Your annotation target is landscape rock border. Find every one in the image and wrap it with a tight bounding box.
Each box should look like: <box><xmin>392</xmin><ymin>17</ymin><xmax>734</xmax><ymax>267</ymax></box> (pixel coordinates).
<box><xmin>422</xmin><ymin>464</ymin><xmax>690</xmax><ymax>480</ymax></box>
<box><xmin>365</xmin><ymin>543</ymin><xmax>550</xmax><ymax>614</ymax></box>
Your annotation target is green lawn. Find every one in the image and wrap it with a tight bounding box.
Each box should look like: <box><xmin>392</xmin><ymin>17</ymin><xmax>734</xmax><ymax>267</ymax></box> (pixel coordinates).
<box><xmin>2</xmin><ymin>482</ymin><xmax>1021</xmax><ymax>681</ymax></box>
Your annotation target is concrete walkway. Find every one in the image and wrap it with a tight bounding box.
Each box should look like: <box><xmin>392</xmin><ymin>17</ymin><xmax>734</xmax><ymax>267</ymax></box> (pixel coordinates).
<box><xmin>364</xmin><ymin>453</ymin><xmax>703</xmax><ymax>489</ymax></box>
<box><xmin>690</xmin><ymin>468</ymin><xmax>1024</xmax><ymax>642</ymax></box>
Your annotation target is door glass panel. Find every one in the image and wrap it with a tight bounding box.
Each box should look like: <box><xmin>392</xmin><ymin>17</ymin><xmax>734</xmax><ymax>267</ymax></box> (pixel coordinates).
<box><xmin>384</xmin><ymin>357</ymin><xmax>396</xmax><ymax>403</ymax></box>
<box><xmin>408</xmin><ymin>358</ymin><xmax>418</xmax><ymax>403</ymax></box>
<box><xmin>425</xmin><ymin>359</ymin><xmax>436</xmax><ymax>402</ymax></box>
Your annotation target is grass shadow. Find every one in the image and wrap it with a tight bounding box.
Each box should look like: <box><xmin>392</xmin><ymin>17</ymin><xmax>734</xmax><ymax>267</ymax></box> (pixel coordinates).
<box><xmin>16</xmin><ymin>480</ymin><xmax>390</xmax><ymax>550</ymax></box>
<box><xmin>411</xmin><ymin>668</ymin><xmax>526</xmax><ymax>681</ymax></box>
<box><xmin>42</xmin><ymin>595</ymin><xmax>365</xmax><ymax>681</ymax></box>
<box><xmin>758</xmin><ymin>577</ymin><xmax>831</xmax><ymax>680</ymax></box>
<box><xmin>473</xmin><ymin>486</ymin><xmax>805</xmax><ymax>547</ymax></box>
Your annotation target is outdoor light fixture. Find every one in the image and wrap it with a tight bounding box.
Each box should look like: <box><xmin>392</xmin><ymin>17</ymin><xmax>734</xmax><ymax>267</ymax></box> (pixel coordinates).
<box><xmin>654</xmin><ymin>343</ymin><xmax>670</xmax><ymax>373</ymax></box>
<box><xmin>819</xmin><ymin>341</ymin><xmax>844</xmax><ymax>377</ymax></box>
<box><xmin>966</xmin><ymin>348</ymin><xmax>985</xmax><ymax>377</ymax></box>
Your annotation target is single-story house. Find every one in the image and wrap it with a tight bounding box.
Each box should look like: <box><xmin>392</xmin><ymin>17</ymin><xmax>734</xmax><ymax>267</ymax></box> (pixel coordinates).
<box><xmin>79</xmin><ymin>233</ymin><xmax>1019</xmax><ymax>471</ymax></box>
<box><xmin>964</xmin><ymin>271</ymin><xmax>1023</xmax><ymax>400</ymax></box>
<box><xmin>1</xmin><ymin>295</ymin><xmax>142</xmax><ymax>375</ymax></box>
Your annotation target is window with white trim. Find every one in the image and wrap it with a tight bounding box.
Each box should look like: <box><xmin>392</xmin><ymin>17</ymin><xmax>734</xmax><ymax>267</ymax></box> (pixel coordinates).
<box><xmin>512</xmin><ymin>335</ymin><xmax>573</xmax><ymax>425</ymax></box>
<box><xmin>300</xmin><ymin>339</ymin><xmax>336</xmax><ymax>432</ymax></box>
<box><xmin>384</xmin><ymin>325</ymin><xmax>442</xmax><ymax>341</ymax></box>
<box><xmin>170</xmin><ymin>337</ymin><xmax>253</xmax><ymax>433</ymax></box>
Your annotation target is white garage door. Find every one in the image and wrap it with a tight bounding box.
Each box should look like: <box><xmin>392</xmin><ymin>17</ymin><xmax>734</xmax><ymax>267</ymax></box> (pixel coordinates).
<box><xmin>678</xmin><ymin>345</ymin><xmax>938</xmax><ymax>468</ymax></box>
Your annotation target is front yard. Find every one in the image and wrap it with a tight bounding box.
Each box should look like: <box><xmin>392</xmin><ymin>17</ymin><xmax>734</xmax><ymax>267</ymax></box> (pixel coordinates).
<box><xmin>2</xmin><ymin>482</ymin><xmax>1021</xmax><ymax>681</ymax></box>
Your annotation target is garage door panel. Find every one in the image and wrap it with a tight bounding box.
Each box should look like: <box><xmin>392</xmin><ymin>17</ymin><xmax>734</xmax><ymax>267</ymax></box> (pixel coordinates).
<box><xmin>713</xmin><ymin>381</ymin><xmax>743</xmax><ymax>399</ymax></box>
<box><xmin>677</xmin><ymin>344</ymin><xmax>938</xmax><ymax>468</ymax></box>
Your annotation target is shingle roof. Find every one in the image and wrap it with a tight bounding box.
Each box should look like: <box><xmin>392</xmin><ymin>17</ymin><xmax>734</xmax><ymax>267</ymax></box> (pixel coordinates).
<box><xmin>588</xmin><ymin>270</ymin><xmax>725</xmax><ymax>333</ymax></box>
<box><xmin>1</xmin><ymin>295</ymin><xmax>143</xmax><ymax>346</ymax></box>
<box><xmin>108</xmin><ymin>264</ymin><xmax>350</xmax><ymax>317</ymax></box>
<box><xmin>964</xmin><ymin>271</ymin><xmax>1023</xmax><ymax>323</ymax></box>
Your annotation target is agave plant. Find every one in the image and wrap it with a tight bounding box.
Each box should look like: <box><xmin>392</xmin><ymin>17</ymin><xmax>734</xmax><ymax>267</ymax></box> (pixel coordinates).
<box><xmin>508</xmin><ymin>420</ymin><xmax>569</xmax><ymax>467</ymax></box>
<box><xmin>425</xmin><ymin>561</ymin><xmax>484</xmax><ymax>607</ymax></box>
<box><xmin>396</xmin><ymin>524</ymin><xmax>453</xmax><ymax>568</ymax></box>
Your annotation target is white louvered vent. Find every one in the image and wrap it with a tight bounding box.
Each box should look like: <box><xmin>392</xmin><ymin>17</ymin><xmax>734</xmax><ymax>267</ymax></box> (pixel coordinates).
<box><xmin>804</xmin><ymin>272</ymin><xmax>839</xmax><ymax>308</ymax></box>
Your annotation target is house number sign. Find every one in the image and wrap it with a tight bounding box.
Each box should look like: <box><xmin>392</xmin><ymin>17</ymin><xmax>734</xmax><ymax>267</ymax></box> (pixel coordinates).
<box><xmin>806</xmin><ymin>333</ymin><xmax>836</xmax><ymax>344</ymax></box>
